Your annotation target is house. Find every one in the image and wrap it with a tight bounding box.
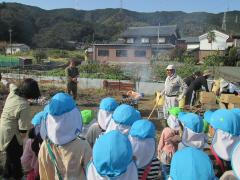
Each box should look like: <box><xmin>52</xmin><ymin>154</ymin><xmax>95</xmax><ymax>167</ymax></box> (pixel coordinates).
<box><xmin>180</xmin><ymin>37</ymin><xmax>199</xmax><ymax>51</ymax></box>
<box><xmin>6</xmin><ymin>43</ymin><xmax>30</xmax><ymax>55</ymax></box>
<box><xmin>92</xmin><ymin>25</ymin><xmax>179</xmax><ymax>63</ymax></box>
<box><xmin>198</xmin><ymin>30</ymin><xmax>230</xmax><ymax>61</ymax></box>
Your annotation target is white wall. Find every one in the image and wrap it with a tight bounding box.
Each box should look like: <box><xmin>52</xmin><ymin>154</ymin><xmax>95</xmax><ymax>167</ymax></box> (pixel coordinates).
<box><xmin>187</xmin><ymin>44</ymin><xmax>199</xmax><ymax>50</ymax></box>
<box><xmin>200</xmin><ymin>34</ymin><xmax>228</xmax><ymax>51</ymax></box>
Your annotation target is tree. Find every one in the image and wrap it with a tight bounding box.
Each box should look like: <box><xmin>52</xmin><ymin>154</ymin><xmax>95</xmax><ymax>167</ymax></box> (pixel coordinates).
<box><xmin>33</xmin><ymin>49</ymin><xmax>48</xmax><ymax>64</ymax></box>
<box><xmin>207</xmin><ymin>31</ymin><xmax>216</xmax><ymax>50</ymax></box>
<box><xmin>226</xmin><ymin>47</ymin><xmax>238</xmax><ymax>66</ymax></box>
<box><xmin>0</xmin><ymin>41</ymin><xmax>7</xmax><ymax>55</ymax></box>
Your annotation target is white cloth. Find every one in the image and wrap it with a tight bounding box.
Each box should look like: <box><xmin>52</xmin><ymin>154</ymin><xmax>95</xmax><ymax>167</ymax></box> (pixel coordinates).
<box><xmin>46</xmin><ymin>107</ymin><xmax>82</xmax><ymax>145</ymax></box>
<box><xmin>128</xmin><ymin>136</ymin><xmax>155</xmax><ymax>168</ymax></box>
<box><xmin>87</xmin><ymin>161</ymin><xmax>138</xmax><ymax>180</ymax></box>
<box><xmin>212</xmin><ymin>129</ymin><xmax>240</xmax><ymax>161</ymax></box>
<box><xmin>105</xmin><ymin>120</ymin><xmax>130</xmax><ymax>135</ymax></box>
<box><xmin>231</xmin><ymin>142</ymin><xmax>240</xmax><ymax>178</ymax></box>
<box><xmin>167</xmin><ymin>115</ymin><xmax>180</xmax><ymax>130</ymax></box>
<box><xmin>163</xmin><ymin>96</ymin><xmax>178</xmax><ymax>119</ymax></box>
<box><xmin>98</xmin><ymin>110</ymin><xmax>113</xmax><ymax>130</ymax></box>
<box><xmin>181</xmin><ymin>127</ymin><xmax>207</xmax><ymax>149</ymax></box>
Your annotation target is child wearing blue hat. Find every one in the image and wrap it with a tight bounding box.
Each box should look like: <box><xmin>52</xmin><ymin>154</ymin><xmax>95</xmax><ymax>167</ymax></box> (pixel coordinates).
<box><xmin>204</xmin><ymin>109</ymin><xmax>240</xmax><ymax>178</ymax></box>
<box><xmin>169</xmin><ymin>147</ymin><xmax>216</xmax><ymax>180</ymax></box>
<box><xmin>87</xmin><ymin>130</ymin><xmax>138</xmax><ymax>180</ymax></box>
<box><xmin>86</xmin><ymin>97</ymin><xmax>118</xmax><ymax>147</ymax></box>
<box><xmin>106</xmin><ymin>104</ymin><xmax>141</xmax><ymax>134</ymax></box>
<box><xmin>128</xmin><ymin>120</ymin><xmax>161</xmax><ymax>179</ymax></box>
<box><xmin>38</xmin><ymin>93</ymin><xmax>92</xmax><ymax>180</ymax></box>
<box><xmin>177</xmin><ymin>112</ymin><xmax>207</xmax><ymax>150</ymax></box>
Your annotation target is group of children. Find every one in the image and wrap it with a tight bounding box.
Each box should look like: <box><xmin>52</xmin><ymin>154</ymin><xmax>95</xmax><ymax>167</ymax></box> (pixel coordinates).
<box><xmin>0</xmin><ymin>77</ymin><xmax>239</xmax><ymax>179</ymax></box>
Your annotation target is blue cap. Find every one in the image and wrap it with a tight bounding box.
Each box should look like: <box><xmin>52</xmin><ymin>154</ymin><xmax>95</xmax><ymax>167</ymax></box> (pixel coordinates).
<box><xmin>99</xmin><ymin>97</ymin><xmax>118</xmax><ymax>112</ymax></box>
<box><xmin>93</xmin><ymin>130</ymin><xmax>133</xmax><ymax>177</ymax></box>
<box><xmin>47</xmin><ymin>93</ymin><xmax>76</xmax><ymax>116</ymax></box>
<box><xmin>32</xmin><ymin>111</ymin><xmax>45</xmax><ymax>126</ymax></box>
<box><xmin>209</xmin><ymin>109</ymin><xmax>240</xmax><ymax>136</ymax></box>
<box><xmin>203</xmin><ymin>110</ymin><xmax>214</xmax><ymax>124</ymax></box>
<box><xmin>112</xmin><ymin>104</ymin><xmax>141</xmax><ymax>126</ymax></box>
<box><xmin>170</xmin><ymin>147</ymin><xmax>215</xmax><ymax>180</ymax></box>
<box><xmin>231</xmin><ymin>108</ymin><xmax>240</xmax><ymax>116</ymax></box>
<box><xmin>129</xmin><ymin>119</ymin><xmax>156</xmax><ymax>139</ymax></box>
<box><xmin>178</xmin><ymin>113</ymin><xmax>203</xmax><ymax>133</ymax></box>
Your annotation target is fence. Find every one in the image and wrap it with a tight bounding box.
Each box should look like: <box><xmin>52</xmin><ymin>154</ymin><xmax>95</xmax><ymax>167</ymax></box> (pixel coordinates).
<box><xmin>2</xmin><ymin>73</ymin><xmax>164</xmax><ymax>95</ymax></box>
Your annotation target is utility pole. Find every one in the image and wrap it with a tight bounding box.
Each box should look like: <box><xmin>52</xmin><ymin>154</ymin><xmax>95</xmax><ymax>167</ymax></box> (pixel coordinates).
<box><xmin>9</xmin><ymin>29</ymin><xmax>12</xmax><ymax>55</ymax></box>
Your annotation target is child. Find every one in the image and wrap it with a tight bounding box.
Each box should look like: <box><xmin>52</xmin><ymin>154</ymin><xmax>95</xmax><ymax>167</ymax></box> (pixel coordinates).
<box><xmin>106</xmin><ymin>104</ymin><xmax>141</xmax><ymax>134</ymax></box>
<box><xmin>169</xmin><ymin>147</ymin><xmax>216</xmax><ymax>180</ymax></box>
<box><xmin>81</xmin><ymin>109</ymin><xmax>95</xmax><ymax>137</ymax></box>
<box><xmin>129</xmin><ymin>119</ymin><xmax>160</xmax><ymax>180</ymax></box>
<box><xmin>86</xmin><ymin>97</ymin><xmax>118</xmax><ymax>147</ymax></box>
<box><xmin>21</xmin><ymin>111</ymin><xmax>44</xmax><ymax>180</ymax></box>
<box><xmin>38</xmin><ymin>93</ymin><xmax>92</xmax><ymax>180</ymax></box>
<box><xmin>177</xmin><ymin>112</ymin><xmax>207</xmax><ymax>150</ymax></box>
<box><xmin>87</xmin><ymin>130</ymin><xmax>138</xmax><ymax>180</ymax></box>
<box><xmin>204</xmin><ymin>109</ymin><xmax>240</xmax><ymax>178</ymax></box>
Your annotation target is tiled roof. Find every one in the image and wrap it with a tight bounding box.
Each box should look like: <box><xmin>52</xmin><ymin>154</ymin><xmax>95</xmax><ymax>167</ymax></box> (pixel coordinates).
<box><xmin>94</xmin><ymin>43</ymin><xmax>175</xmax><ymax>49</ymax></box>
<box><xmin>180</xmin><ymin>37</ymin><xmax>199</xmax><ymax>43</ymax></box>
<box><xmin>121</xmin><ymin>25</ymin><xmax>178</xmax><ymax>37</ymax></box>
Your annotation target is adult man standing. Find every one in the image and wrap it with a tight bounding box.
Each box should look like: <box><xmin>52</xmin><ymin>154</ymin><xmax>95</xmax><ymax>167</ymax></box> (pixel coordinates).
<box><xmin>161</xmin><ymin>65</ymin><xmax>187</xmax><ymax>119</ymax></box>
<box><xmin>185</xmin><ymin>70</ymin><xmax>210</xmax><ymax>106</ymax></box>
<box><xmin>65</xmin><ymin>59</ymin><xmax>79</xmax><ymax>100</ymax></box>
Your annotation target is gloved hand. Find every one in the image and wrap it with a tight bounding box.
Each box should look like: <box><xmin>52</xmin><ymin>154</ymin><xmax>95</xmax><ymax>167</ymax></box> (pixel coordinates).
<box><xmin>177</xmin><ymin>94</ymin><xmax>184</xmax><ymax>101</ymax></box>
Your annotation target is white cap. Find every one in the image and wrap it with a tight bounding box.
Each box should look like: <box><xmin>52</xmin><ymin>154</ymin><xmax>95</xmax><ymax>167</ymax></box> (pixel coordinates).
<box><xmin>166</xmin><ymin>65</ymin><xmax>174</xmax><ymax>70</ymax></box>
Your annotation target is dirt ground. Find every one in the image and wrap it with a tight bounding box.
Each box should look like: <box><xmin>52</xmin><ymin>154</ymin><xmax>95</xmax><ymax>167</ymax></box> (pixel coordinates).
<box><xmin>0</xmin><ymin>86</ymin><xmax>165</xmax><ymax>139</ymax></box>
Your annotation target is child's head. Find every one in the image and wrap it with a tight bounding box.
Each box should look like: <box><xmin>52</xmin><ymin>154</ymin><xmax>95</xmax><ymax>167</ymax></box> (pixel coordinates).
<box><xmin>106</xmin><ymin>104</ymin><xmax>141</xmax><ymax>134</ymax></box>
<box><xmin>169</xmin><ymin>147</ymin><xmax>215</xmax><ymax>180</ymax></box>
<box><xmin>81</xmin><ymin>109</ymin><xmax>94</xmax><ymax>126</ymax></box>
<box><xmin>128</xmin><ymin>119</ymin><xmax>156</xmax><ymax>168</ymax></box>
<box><xmin>87</xmin><ymin>130</ymin><xmax>138</xmax><ymax>179</ymax></box>
<box><xmin>206</xmin><ymin>109</ymin><xmax>240</xmax><ymax>161</ymax></box>
<box><xmin>167</xmin><ymin>107</ymin><xmax>181</xmax><ymax>130</ymax></box>
<box><xmin>44</xmin><ymin>92</ymin><xmax>83</xmax><ymax>145</ymax></box>
<box><xmin>178</xmin><ymin>112</ymin><xmax>206</xmax><ymax>149</ymax></box>
<box><xmin>97</xmin><ymin>97</ymin><xmax>118</xmax><ymax>130</ymax></box>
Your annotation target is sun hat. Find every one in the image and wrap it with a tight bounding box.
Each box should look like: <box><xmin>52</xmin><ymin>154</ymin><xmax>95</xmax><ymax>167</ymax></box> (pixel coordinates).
<box><xmin>87</xmin><ymin>130</ymin><xmax>138</xmax><ymax>180</ymax></box>
<box><xmin>169</xmin><ymin>147</ymin><xmax>215</xmax><ymax>180</ymax></box>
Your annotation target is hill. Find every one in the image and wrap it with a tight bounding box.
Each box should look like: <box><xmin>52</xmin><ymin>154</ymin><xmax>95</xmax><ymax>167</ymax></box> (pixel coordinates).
<box><xmin>1</xmin><ymin>2</ymin><xmax>240</xmax><ymax>48</ymax></box>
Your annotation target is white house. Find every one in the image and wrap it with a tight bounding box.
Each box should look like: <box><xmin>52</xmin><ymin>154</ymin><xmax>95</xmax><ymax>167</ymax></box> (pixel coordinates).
<box><xmin>6</xmin><ymin>43</ymin><xmax>30</xmax><ymax>54</ymax></box>
<box><xmin>199</xmin><ymin>30</ymin><xmax>229</xmax><ymax>51</ymax></box>
<box><xmin>181</xmin><ymin>37</ymin><xmax>200</xmax><ymax>50</ymax></box>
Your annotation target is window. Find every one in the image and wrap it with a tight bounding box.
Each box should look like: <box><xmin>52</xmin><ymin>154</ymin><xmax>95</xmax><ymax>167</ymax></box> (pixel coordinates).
<box><xmin>127</xmin><ymin>38</ymin><xmax>134</xmax><ymax>43</ymax></box>
<box><xmin>116</xmin><ymin>50</ymin><xmax>127</xmax><ymax>57</ymax></box>
<box><xmin>158</xmin><ymin>37</ymin><xmax>165</xmax><ymax>43</ymax></box>
<box><xmin>134</xmin><ymin>50</ymin><xmax>146</xmax><ymax>57</ymax></box>
<box><xmin>98</xmin><ymin>49</ymin><xmax>109</xmax><ymax>56</ymax></box>
<box><xmin>141</xmin><ymin>38</ymin><xmax>149</xmax><ymax>43</ymax></box>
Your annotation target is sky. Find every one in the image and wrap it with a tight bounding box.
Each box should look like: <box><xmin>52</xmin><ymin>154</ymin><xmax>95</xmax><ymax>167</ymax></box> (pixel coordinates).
<box><xmin>0</xmin><ymin>0</ymin><xmax>240</xmax><ymax>13</ymax></box>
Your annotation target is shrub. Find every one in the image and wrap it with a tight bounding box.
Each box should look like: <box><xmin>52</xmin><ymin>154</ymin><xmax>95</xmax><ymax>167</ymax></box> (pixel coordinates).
<box><xmin>204</xmin><ymin>54</ymin><xmax>225</xmax><ymax>66</ymax></box>
<box><xmin>184</xmin><ymin>56</ymin><xmax>196</xmax><ymax>65</ymax></box>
